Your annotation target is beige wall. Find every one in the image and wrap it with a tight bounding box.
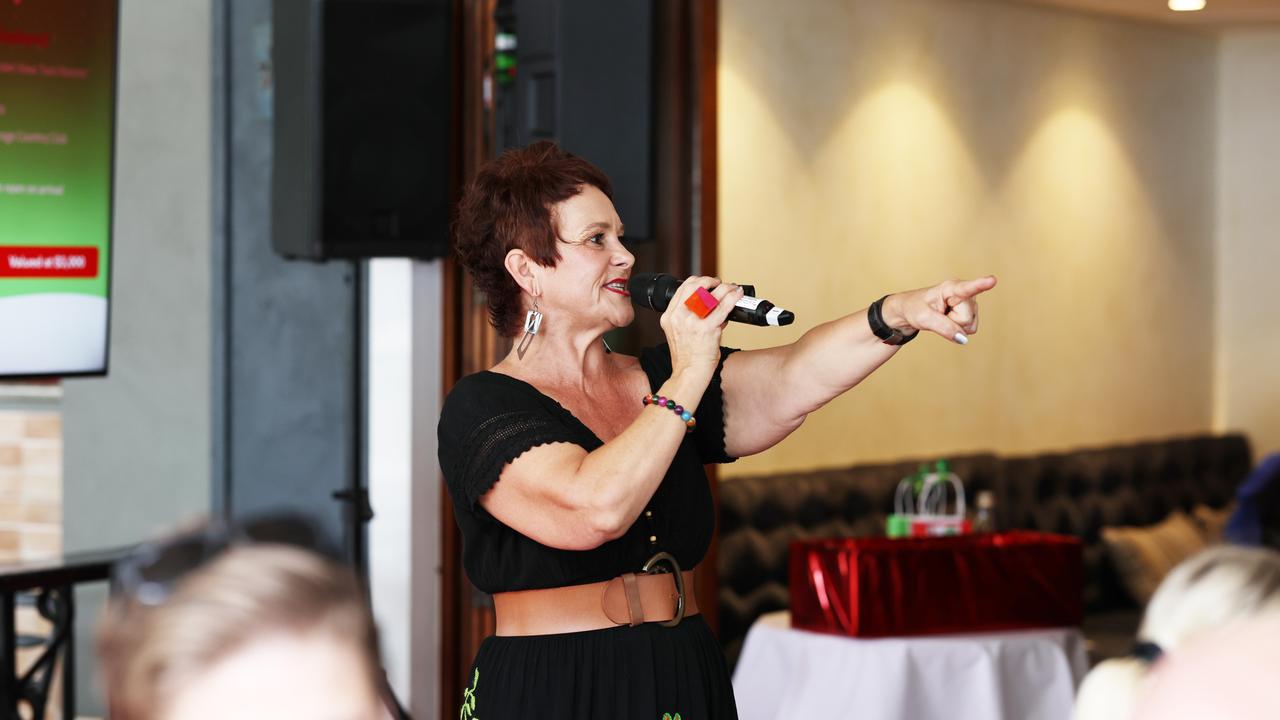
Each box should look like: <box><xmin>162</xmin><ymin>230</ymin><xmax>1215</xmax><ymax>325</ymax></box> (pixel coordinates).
<box><xmin>719</xmin><ymin>0</ymin><xmax>1220</xmax><ymax>476</ymax></box>
<box><xmin>1215</xmin><ymin>30</ymin><xmax>1280</xmax><ymax>460</ymax></box>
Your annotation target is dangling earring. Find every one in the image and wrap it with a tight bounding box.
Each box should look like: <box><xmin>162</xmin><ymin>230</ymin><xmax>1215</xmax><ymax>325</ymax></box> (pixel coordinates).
<box><xmin>517</xmin><ymin>297</ymin><xmax>542</xmax><ymax>359</ymax></box>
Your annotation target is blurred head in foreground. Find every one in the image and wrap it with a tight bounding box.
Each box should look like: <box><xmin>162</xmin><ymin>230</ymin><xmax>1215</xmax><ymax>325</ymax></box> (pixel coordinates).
<box><xmin>1132</xmin><ymin>614</ymin><xmax>1280</xmax><ymax>719</ymax></box>
<box><xmin>97</xmin><ymin>517</ymin><xmax>386</xmax><ymax>720</ymax></box>
<box><xmin>1073</xmin><ymin>544</ymin><xmax>1280</xmax><ymax>720</ymax></box>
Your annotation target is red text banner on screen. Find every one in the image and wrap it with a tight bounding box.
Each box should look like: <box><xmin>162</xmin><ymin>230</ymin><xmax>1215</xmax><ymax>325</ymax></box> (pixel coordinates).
<box><xmin>0</xmin><ymin>246</ymin><xmax>99</xmax><ymax>278</ymax></box>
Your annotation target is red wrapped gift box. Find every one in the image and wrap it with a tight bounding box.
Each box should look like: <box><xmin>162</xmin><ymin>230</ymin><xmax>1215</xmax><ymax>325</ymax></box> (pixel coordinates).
<box><xmin>789</xmin><ymin>531</ymin><xmax>1083</xmax><ymax>637</ymax></box>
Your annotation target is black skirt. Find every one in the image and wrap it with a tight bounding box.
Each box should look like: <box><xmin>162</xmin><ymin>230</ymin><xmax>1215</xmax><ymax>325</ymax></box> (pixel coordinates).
<box><xmin>458</xmin><ymin>616</ymin><xmax>739</xmax><ymax>720</ymax></box>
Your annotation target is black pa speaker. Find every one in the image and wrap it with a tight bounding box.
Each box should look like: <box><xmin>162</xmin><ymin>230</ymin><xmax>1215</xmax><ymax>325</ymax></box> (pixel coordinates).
<box><xmin>272</xmin><ymin>0</ymin><xmax>454</xmax><ymax>260</ymax></box>
<box><xmin>507</xmin><ymin>0</ymin><xmax>654</xmax><ymax>241</ymax></box>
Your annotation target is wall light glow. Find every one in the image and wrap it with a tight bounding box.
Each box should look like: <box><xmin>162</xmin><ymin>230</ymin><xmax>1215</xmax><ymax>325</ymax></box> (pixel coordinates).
<box><xmin>1168</xmin><ymin>0</ymin><xmax>1206</xmax><ymax>11</ymax></box>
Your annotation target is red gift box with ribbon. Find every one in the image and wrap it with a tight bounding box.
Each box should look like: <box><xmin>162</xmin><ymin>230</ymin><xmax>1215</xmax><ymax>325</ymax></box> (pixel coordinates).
<box><xmin>789</xmin><ymin>531</ymin><xmax>1083</xmax><ymax>637</ymax></box>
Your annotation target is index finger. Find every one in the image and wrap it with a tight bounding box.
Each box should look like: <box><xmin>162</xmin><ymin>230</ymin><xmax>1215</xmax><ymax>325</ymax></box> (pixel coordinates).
<box><xmin>704</xmin><ymin>284</ymin><xmax>745</xmax><ymax>325</ymax></box>
<box><xmin>947</xmin><ymin>275</ymin><xmax>997</xmax><ymax>303</ymax></box>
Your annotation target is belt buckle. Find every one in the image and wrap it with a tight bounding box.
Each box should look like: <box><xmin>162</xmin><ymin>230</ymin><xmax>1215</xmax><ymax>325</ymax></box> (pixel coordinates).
<box><xmin>641</xmin><ymin>551</ymin><xmax>685</xmax><ymax>627</ymax></box>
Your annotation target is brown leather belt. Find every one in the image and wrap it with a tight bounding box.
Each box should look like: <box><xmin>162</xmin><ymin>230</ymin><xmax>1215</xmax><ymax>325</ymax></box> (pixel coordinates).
<box><xmin>493</xmin><ymin>554</ymin><xmax>698</xmax><ymax>636</ymax></box>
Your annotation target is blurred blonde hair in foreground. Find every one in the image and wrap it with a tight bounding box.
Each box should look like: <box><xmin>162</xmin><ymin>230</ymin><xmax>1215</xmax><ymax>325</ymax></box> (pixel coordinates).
<box><xmin>1132</xmin><ymin>614</ymin><xmax>1280</xmax><ymax>719</ymax></box>
<box><xmin>97</xmin><ymin>542</ymin><xmax>386</xmax><ymax>720</ymax></box>
<box><xmin>1072</xmin><ymin>544</ymin><xmax>1280</xmax><ymax>720</ymax></box>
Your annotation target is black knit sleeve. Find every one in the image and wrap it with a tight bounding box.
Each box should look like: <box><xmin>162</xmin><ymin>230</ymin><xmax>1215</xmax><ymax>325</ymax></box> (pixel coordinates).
<box><xmin>639</xmin><ymin>344</ymin><xmax>740</xmax><ymax>465</ymax></box>
<box><xmin>437</xmin><ymin>374</ymin><xmax>578</xmax><ymax>512</ymax></box>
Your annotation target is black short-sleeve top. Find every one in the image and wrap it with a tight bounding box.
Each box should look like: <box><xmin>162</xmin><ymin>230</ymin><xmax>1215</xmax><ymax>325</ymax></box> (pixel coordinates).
<box><xmin>438</xmin><ymin>344</ymin><xmax>738</xmax><ymax>594</ymax></box>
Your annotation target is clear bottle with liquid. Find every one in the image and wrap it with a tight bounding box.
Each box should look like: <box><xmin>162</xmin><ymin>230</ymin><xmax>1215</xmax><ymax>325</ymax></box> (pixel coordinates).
<box><xmin>918</xmin><ymin>459</ymin><xmax>965</xmax><ymax>536</ymax></box>
<box><xmin>888</xmin><ymin>464</ymin><xmax>930</xmax><ymax>538</ymax></box>
<box><xmin>972</xmin><ymin>490</ymin><xmax>996</xmax><ymax>534</ymax></box>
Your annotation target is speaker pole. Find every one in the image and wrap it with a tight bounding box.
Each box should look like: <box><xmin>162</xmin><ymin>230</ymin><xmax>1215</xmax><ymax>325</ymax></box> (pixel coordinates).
<box><xmin>334</xmin><ymin>258</ymin><xmax>373</xmax><ymax>577</ymax></box>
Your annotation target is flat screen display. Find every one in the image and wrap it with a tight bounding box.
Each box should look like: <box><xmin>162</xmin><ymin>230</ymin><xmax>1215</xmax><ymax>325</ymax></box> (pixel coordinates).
<box><xmin>0</xmin><ymin>0</ymin><xmax>117</xmax><ymax>378</ymax></box>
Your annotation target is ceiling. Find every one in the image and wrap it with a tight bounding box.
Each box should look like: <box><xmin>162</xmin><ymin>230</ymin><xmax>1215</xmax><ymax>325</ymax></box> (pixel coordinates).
<box><xmin>1007</xmin><ymin>0</ymin><xmax>1280</xmax><ymax>26</ymax></box>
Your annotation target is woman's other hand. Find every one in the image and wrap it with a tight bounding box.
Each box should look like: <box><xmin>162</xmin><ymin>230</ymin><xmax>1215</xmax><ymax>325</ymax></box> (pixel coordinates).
<box><xmin>882</xmin><ymin>275</ymin><xmax>997</xmax><ymax>345</ymax></box>
<box><xmin>717</xmin><ymin>274</ymin><xmax>996</xmax><ymax>459</ymax></box>
<box><xmin>660</xmin><ymin>276</ymin><xmax>744</xmax><ymax>379</ymax></box>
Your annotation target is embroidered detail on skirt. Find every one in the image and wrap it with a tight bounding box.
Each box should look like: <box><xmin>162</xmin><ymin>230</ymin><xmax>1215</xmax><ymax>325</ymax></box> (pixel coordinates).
<box><xmin>460</xmin><ymin>668</ymin><xmax>480</xmax><ymax>720</ymax></box>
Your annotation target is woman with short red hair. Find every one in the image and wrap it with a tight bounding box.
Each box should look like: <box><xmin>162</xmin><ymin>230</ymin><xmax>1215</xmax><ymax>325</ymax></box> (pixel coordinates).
<box><xmin>440</xmin><ymin>140</ymin><xmax>995</xmax><ymax>718</ymax></box>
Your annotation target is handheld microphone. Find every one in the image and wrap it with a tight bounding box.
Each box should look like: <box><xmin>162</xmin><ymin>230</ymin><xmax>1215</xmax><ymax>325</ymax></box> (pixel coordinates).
<box><xmin>627</xmin><ymin>273</ymin><xmax>795</xmax><ymax>327</ymax></box>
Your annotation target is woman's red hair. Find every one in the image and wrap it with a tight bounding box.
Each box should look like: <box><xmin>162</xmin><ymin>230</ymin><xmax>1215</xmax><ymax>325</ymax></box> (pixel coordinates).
<box><xmin>452</xmin><ymin>141</ymin><xmax>613</xmax><ymax>336</ymax></box>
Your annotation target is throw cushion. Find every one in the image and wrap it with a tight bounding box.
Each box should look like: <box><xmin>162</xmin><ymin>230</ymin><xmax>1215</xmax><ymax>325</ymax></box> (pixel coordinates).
<box><xmin>1192</xmin><ymin>503</ymin><xmax>1235</xmax><ymax>543</ymax></box>
<box><xmin>1102</xmin><ymin>511</ymin><xmax>1206</xmax><ymax>604</ymax></box>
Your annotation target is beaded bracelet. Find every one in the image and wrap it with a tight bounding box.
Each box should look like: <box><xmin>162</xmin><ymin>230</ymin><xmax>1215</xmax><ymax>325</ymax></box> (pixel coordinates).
<box><xmin>642</xmin><ymin>394</ymin><xmax>697</xmax><ymax>433</ymax></box>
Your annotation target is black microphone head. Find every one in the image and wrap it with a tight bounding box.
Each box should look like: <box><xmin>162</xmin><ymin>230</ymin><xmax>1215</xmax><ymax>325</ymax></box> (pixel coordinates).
<box><xmin>627</xmin><ymin>273</ymin><xmax>681</xmax><ymax>312</ymax></box>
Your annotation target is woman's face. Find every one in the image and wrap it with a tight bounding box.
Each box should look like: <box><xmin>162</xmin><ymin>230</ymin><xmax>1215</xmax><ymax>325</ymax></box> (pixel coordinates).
<box><xmin>160</xmin><ymin>631</ymin><xmax>384</xmax><ymax>720</ymax></box>
<box><xmin>536</xmin><ymin>184</ymin><xmax>635</xmax><ymax>334</ymax></box>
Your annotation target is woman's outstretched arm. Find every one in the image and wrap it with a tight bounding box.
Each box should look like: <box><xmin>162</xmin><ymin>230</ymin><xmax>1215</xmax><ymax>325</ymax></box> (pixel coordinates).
<box><xmin>720</xmin><ymin>276</ymin><xmax>996</xmax><ymax>458</ymax></box>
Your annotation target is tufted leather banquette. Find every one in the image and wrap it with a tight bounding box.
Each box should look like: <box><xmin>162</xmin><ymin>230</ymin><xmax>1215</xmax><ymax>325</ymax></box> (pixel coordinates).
<box><xmin>716</xmin><ymin>434</ymin><xmax>1254</xmax><ymax>668</ymax></box>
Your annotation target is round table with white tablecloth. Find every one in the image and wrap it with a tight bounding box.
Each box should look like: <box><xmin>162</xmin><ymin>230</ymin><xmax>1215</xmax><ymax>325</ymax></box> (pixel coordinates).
<box><xmin>732</xmin><ymin>611</ymin><xmax>1088</xmax><ymax>720</ymax></box>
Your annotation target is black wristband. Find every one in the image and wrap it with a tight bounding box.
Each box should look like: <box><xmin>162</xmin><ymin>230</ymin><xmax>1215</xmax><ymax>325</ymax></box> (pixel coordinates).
<box><xmin>868</xmin><ymin>295</ymin><xmax>919</xmax><ymax>346</ymax></box>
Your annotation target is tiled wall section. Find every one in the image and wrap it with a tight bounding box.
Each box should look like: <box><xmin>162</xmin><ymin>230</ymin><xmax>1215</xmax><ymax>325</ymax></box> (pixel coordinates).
<box><xmin>0</xmin><ymin>411</ymin><xmax>63</xmax><ymax>562</ymax></box>
<box><xmin>0</xmin><ymin>410</ymin><xmax>65</xmax><ymax>718</ymax></box>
